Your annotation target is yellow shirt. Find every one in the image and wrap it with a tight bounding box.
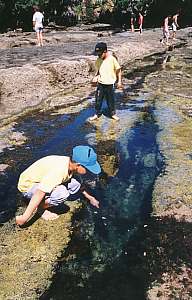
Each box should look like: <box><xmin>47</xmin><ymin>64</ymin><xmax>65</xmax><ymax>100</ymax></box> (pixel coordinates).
<box><xmin>96</xmin><ymin>55</ymin><xmax>121</xmax><ymax>85</ymax></box>
<box><xmin>18</xmin><ymin>156</ymin><xmax>72</xmax><ymax>193</ymax></box>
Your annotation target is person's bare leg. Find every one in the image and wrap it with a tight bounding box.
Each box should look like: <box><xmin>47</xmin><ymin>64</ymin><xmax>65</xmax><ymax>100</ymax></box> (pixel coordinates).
<box><xmin>41</xmin><ymin>210</ymin><xmax>59</xmax><ymax>220</ymax></box>
<box><xmin>39</xmin><ymin>31</ymin><xmax>43</xmax><ymax>46</ymax></box>
<box><xmin>172</xmin><ymin>32</ymin><xmax>176</xmax><ymax>39</ymax></box>
<box><xmin>40</xmin><ymin>199</ymin><xmax>59</xmax><ymax>220</ymax></box>
<box><xmin>37</xmin><ymin>32</ymin><xmax>41</xmax><ymax>46</ymax></box>
<box><xmin>131</xmin><ymin>25</ymin><xmax>134</xmax><ymax>32</ymax></box>
<box><xmin>16</xmin><ymin>189</ymin><xmax>45</xmax><ymax>225</ymax></box>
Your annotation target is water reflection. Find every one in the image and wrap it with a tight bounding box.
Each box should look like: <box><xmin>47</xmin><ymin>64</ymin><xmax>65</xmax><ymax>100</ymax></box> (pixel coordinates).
<box><xmin>41</xmin><ymin>99</ymin><xmax>164</xmax><ymax>299</ymax></box>
<box><xmin>0</xmin><ymin>86</ymin><xmax>164</xmax><ymax>298</ymax></box>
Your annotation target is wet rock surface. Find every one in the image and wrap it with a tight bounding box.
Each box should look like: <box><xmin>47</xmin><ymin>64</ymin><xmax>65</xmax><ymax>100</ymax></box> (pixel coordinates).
<box><xmin>142</xmin><ymin>37</ymin><xmax>192</xmax><ymax>299</ymax></box>
<box><xmin>0</xmin><ymin>201</ymin><xmax>81</xmax><ymax>300</ymax></box>
<box><xmin>0</xmin><ymin>26</ymin><xmax>192</xmax><ymax>299</ymax></box>
<box><xmin>0</xmin><ymin>27</ymin><xmax>190</xmax><ymax>126</ymax></box>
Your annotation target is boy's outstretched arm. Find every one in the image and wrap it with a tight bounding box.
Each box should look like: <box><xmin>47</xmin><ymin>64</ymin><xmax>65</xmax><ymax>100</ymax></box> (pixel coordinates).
<box><xmin>16</xmin><ymin>189</ymin><xmax>46</xmax><ymax>225</ymax></box>
<box><xmin>82</xmin><ymin>190</ymin><xmax>99</xmax><ymax>208</ymax></box>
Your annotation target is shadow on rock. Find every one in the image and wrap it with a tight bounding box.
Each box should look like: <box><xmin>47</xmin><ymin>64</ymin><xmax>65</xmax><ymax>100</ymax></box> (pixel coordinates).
<box><xmin>40</xmin><ymin>215</ymin><xmax>192</xmax><ymax>300</ymax></box>
<box><xmin>124</xmin><ymin>215</ymin><xmax>192</xmax><ymax>299</ymax></box>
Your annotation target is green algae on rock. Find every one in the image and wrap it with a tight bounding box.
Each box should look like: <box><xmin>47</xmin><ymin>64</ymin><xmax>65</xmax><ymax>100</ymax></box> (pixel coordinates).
<box><xmin>0</xmin><ymin>201</ymin><xmax>81</xmax><ymax>299</ymax></box>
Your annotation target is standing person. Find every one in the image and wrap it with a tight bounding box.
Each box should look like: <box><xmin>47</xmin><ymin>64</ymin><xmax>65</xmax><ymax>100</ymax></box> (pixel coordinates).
<box><xmin>138</xmin><ymin>12</ymin><xmax>144</xmax><ymax>34</ymax></box>
<box><xmin>161</xmin><ymin>15</ymin><xmax>171</xmax><ymax>45</ymax></box>
<box><xmin>89</xmin><ymin>42</ymin><xmax>122</xmax><ymax>122</ymax></box>
<box><xmin>16</xmin><ymin>145</ymin><xmax>101</xmax><ymax>226</ymax></box>
<box><xmin>32</xmin><ymin>5</ymin><xmax>44</xmax><ymax>47</ymax></box>
<box><xmin>172</xmin><ymin>12</ymin><xmax>179</xmax><ymax>39</ymax></box>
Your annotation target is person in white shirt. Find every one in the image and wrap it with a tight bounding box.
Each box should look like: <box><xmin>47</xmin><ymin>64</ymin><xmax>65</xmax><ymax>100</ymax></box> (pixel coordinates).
<box><xmin>32</xmin><ymin>5</ymin><xmax>44</xmax><ymax>46</ymax></box>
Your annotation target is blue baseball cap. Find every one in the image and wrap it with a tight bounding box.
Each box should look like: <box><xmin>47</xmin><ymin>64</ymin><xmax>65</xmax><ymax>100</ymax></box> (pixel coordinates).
<box><xmin>72</xmin><ymin>145</ymin><xmax>101</xmax><ymax>174</ymax></box>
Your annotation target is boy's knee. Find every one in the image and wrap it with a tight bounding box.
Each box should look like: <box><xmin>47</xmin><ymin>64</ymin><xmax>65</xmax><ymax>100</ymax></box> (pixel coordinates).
<box><xmin>47</xmin><ymin>179</ymin><xmax>81</xmax><ymax>206</ymax></box>
<box><xmin>68</xmin><ymin>178</ymin><xmax>81</xmax><ymax>194</ymax></box>
<box><xmin>48</xmin><ymin>185</ymin><xmax>70</xmax><ymax>206</ymax></box>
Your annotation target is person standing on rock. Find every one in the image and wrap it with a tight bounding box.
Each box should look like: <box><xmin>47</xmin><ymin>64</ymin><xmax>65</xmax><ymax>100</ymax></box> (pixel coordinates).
<box><xmin>160</xmin><ymin>15</ymin><xmax>171</xmax><ymax>45</ymax></box>
<box><xmin>172</xmin><ymin>12</ymin><xmax>179</xmax><ymax>40</ymax></box>
<box><xmin>89</xmin><ymin>42</ymin><xmax>122</xmax><ymax>122</ymax></box>
<box><xmin>32</xmin><ymin>5</ymin><xmax>44</xmax><ymax>47</ymax></box>
<box><xmin>16</xmin><ymin>145</ymin><xmax>101</xmax><ymax>226</ymax></box>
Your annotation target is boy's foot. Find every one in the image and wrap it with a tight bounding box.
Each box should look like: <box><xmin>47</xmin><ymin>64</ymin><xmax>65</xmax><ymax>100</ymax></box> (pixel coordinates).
<box><xmin>41</xmin><ymin>210</ymin><xmax>59</xmax><ymax>221</ymax></box>
<box><xmin>89</xmin><ymin>114</ymin><xmax>99</xmax><ymax>121</ymax></box>
<box><xmin>112</xmin><ymin>114</ymin><xmax>120</xmax><ymax>121</ymax></box>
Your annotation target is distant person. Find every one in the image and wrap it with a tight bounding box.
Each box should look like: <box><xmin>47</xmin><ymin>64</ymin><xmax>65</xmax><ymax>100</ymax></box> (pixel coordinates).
<box><xmin>89</xmin><ymin>42</ymin><xmax>122</xmax><ymax>122</ymax></box>
<box><xmin>172</xmin><ymin>13</ymin><xmax>179</xmax><ymax>39</ymax></box>
<box><xmin>160</xmin><ymin>15</ymin><xmax>171</xmax><ymax>45</ymax></box>
<box><xmin>32</xmin><ymin>5</ymin><xmax>44</xmax><ymax>46</ymax></box>
<box><xmin>16</xmin><ymin>145</ymin><xmax>101</xmax><ymax>226</ymax></box>
<box><xmin>138</xmin><ymin>12</ymin><xmax>144</xmax><ymax>34</ymax></box>
<box><xmin>130</xmin><ymin>13</ymin><xmax>135</xmax><ymax>32</ymax></box>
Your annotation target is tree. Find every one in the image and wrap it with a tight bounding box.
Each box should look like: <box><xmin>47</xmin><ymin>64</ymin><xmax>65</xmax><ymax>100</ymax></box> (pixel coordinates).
<box><xmin>0</xmin><ymin>0</ymin><xmax>191</xmax><ymax>32</ymax></box>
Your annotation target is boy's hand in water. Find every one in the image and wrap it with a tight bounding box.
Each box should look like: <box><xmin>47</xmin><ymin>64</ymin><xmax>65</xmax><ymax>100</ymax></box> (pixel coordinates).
<box><xmin>90</xmin><ymin>197</ymin><xmax>100</xmax><ymax>208</ymax></box>
<box><xmin>82</xmin><ymin>190</ymin><xmax>99</xmax><ymax>208</ymax></box>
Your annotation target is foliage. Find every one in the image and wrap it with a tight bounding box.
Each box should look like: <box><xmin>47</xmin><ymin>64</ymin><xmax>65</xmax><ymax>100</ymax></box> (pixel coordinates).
<box><xmin>0</xmin><ymin>0</ymin><xmax>191</xmax><ymax>32</ymax></box>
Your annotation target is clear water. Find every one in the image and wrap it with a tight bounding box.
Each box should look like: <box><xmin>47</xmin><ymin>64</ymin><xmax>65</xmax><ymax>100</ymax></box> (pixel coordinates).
<box><xmin>37</xmin><ymin>95</ymin><xmax>164</xmax><ymax>299</ymax></box>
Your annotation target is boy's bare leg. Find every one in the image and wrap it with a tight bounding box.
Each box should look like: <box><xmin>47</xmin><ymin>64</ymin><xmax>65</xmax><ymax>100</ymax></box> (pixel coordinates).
<box><xmin>40</xmin><ymin>199</ymin><xmax>59</xmax><ymax>220</ymax></box>
<box><xmin>41</xmin><ymin>210</ymin><xmax>59</xmax><ymax>220</ymax></box>
<box><xmin>39</xmin><ymin>32</ymin><xmax>43</xmax><ymax>46</ymax></box>
<box><xmin>40</xmin><ymin>198</ymin><xmax>59</xmax><ymax>220</ymax></box>
<box><xmin>37</xmin><ymin>32</ymin><xmax>41</xmax><ymax>46</ymax></box>
<box><xmin>172</xmin><ymin>32</ymin><xmax>176</xmax><ymax>39</ymax></box>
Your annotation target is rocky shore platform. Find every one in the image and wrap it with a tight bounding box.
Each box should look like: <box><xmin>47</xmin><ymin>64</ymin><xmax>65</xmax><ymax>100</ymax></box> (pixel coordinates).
<box><xmin>0</xmin><ymin>25</ymin><xmax>192</xmax><ymax>299</ymax></box>
<box><xmin>0</xmin><ymin>25</ymin><xmax>189</xmax><ymax>126</ymax></box>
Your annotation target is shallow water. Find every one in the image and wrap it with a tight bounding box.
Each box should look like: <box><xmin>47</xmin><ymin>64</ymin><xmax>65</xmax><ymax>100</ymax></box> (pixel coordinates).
<box><xmin>38</xmin><ymin>91</ymin><xmax>166</xmax><ymax>299</ymax></box>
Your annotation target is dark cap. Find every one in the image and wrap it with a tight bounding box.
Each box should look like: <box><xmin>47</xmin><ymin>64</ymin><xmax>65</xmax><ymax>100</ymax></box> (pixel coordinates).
<box><xmin>94</xmin><ymin>42</ymin><xmax>107</xmax><ymax>54</ymax></box>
